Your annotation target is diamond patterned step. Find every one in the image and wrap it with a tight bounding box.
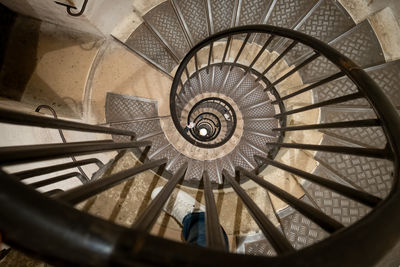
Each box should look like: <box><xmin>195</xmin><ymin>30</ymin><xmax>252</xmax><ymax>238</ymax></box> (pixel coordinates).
<box><xmin>365</xmin><ymin>60</ymin><xmax>400</xmax><ymax>108</ymax></box>
<box><xmin>173</xmin><ymin>0</ymin><xmax>209</xmax><ymax>45</ymax></box>
<box><xmin>299</xmin><ymin>20</ymin><xmax>385</xmax><ymax>84</ymax></box>
<box><xmin>314</xmin><ymin>135</ymin><xmax>394</xmax><ymax>199</ymax></box>
<box><xmin>184</xmin><ymin>159</ymin><xmax>205</xmax><ymax>182</ymax></box>
<box><xmin>319</xmin><ymin>106</ymin><xmax>386</xmax><ymax>148</ymax></box>
<box><xmin>256</xmin><ymin>0</ymin><xmax>318</xmax><ymax>48</ymax></box>
<box><xmin>313</xmin><ymin>60</ymin><xmax>400</xmax><ymax>108</ymax></box>
<box><xmin>304</xmin><ymin>163</ymin><xmax>372</xmax><ymax>226</ymax></box>
<box><xmin>209</xmin><ymin>0</ymin><xmax>236</xmax><ymax>34</ymax></box>
<box><xmin>243</xmin><ymin>195</ymin><xmax>328</xmax><ymax>256</ymax></box>
<box><xmin>279</xmin><ymin>195</ymin><xmax>328</xmax><ymax>250</ymax></box>
<box><xmin>236</xmin><ymin>0</ymin><xmax>274</xmax><ymax>27</ymax></box>
<box><xmin>125</xmin><ymin>23</ymin><xmax>177</xmax><ymax>73</ymax></box>
<box><xmin>105</xmin><ymin>93</ymin><xmax>158</xmax><ymax>123</ymax></box>
<box><xmin>143</xmin><ymin>1</ymin><xmax>191</xmax><ymax>59</ymax></box>
<box><xmin>284</xmin><ymin>0</ymin><xmax>355</xmax><ymax>65</ymax></box>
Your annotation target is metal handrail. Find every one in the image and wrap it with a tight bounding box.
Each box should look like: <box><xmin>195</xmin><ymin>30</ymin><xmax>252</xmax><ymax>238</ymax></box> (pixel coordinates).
<box><xmin>0</xmin><ymin>25</ymin><xmax>398</xmax><ymax>266</ymax></box>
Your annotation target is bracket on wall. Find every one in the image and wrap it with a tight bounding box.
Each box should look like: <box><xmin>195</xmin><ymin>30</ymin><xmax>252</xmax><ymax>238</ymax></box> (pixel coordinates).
<box><xmin>54</xmin><ymin>0</ymin><xmax>88</xmax><ymax>17</ymax></box>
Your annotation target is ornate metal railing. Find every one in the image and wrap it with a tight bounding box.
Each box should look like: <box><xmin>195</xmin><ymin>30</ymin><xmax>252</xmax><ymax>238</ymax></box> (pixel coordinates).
<box><xmin>0</xmin><ymin>26</ymin><xmax>399</xmax><ymax>266</ymax></box>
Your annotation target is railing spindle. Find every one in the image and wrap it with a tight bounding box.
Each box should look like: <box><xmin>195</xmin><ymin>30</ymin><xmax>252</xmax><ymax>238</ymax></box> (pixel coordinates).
<box><xmin>256</xmin><ymin>40</ymin><xmax>298</xmax><ymax>82</ymax></box>
<box><xmin>132</xmin><ymin>162</ymin><xmax>188</xmax><ymax>232</ymax></box>
<box><xmin>0</xmin><ymin>140</ymin><xmax>151</xmax><ymax>165</ymax></box>
<box><xmin>203</xmin><ymin>171</ymin><xmax>227</xmax><ymax>250</ymax></box>
<box><xmin>238</xmin><ymin>167</ymin><xmax>344</xmax><ymax>233</ymax></box>
<box><xmin>55</xmin><ymin>158</ymin><xmax>168</xmax><ymax>205</ymax></box>
<box><xmin>254</xmin><ymin>156</ymin><xmax>382</xmax><ymax>207</ymax></box>
<box><xmin>223</xmin><ymin>170</ymin><xmax>295</xmax><ymax>255</ymax></box>
<box><xmin>275</xmin><ymin>92</ymin><xmax>362</xmax><ymax>118</ymax></box>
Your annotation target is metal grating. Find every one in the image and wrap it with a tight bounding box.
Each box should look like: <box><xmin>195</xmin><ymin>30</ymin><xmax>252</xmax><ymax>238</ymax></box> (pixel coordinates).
<box><xmin>143</xmin><ymin>1</ymin><xmax>191</xmax><ymax>59</ymax></box>
<box><xmin>126</xmin><ymin>24</ymin><xmax>176</xmax><ymax>73</ymax></box>
<box><xmin>305</xmin><ymin>165</ymin><xmax>372</xmax><ymax>226</ymax></box>
<box><xmin>244</xmin><ymin>119</ymin><xmax>277</xmax><ymax>133</ymax></box>
<box><xmin>174</xmin><ymin>0</ymin><xmax>209</xmax><ymax>45</ymax></box>
<box><xmin>245</xmin><ymin>237</ymin><xmax>276</xmax><ymax>256</ymax></box>
<box><xmin>199</xmin><ymin>68</ymin><xmax>213</xmax><ymax>92</ymax></box>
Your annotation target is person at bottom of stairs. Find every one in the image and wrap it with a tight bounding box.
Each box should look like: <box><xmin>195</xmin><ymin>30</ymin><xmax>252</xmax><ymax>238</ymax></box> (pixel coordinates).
<box><xmin>151</xmin><ymin>187</ymin><xmax>229</xmax><ymax>249</ymax></box>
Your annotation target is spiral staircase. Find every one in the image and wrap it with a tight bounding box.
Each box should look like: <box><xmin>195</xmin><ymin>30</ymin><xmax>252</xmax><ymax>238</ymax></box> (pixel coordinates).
<box><xmin>0</xmin><ymin>0</ymin><xmax>400</xmax><ymax>266</ymax></box>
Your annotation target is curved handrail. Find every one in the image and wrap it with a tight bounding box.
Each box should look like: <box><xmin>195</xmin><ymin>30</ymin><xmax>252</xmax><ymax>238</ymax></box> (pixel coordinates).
<box><xmin>0</xmin><ymin>25</ymin><xmax>399</xmax><ymax>266</ymax></box>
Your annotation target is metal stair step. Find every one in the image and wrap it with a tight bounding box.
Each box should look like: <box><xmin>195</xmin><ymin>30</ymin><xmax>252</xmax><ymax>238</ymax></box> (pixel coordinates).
<box><xmin>299</xmin><ymin>20</ymin><xmax>385</xmax><ymax>84</ymax></box>
<box><xmin>125</xmin><ymin>23</ymin><xmax>177</xmax><ymax>73</ymax></box>
<box><xmin>143</xmin><ymin>1</ymin><xmax>191</xmax><ymax>60</ymax></box>
<box><xmin>236</xmin><ymin>0</ymin><xmax>274</xmax><ymax>27</ymax></box>
<box><xmin>172</xmin><ymin>0</ymin><xmax>210</xmax><ymax>46</ymax></box>
<box><xmin>208</xmin><ymin>0</ymin><xmax>237</xmax><ymax>34</ymax></box>
<box><xmin>256</xmin><ymin>0</ymin><xmax>318</xmax><ymax>48</ymax></box>
<box><xmin>284</xmin><ymin>0</ymin><xmax>355</xmax><ymax>65</ymax></box>
<box><xmin>105</xmin><ymin>93</ymin><xmax>158</xmax><ymax>123</ymax></box>
<box><xmin>314</xmin><ymin>135</ymin><xmax>394</xmax><ymax>199</ymax></box>
<box><xmin>319</xmin><ymin>106</ymin><xmax>386</xmax><ymax>148</ymax></box>
<box><xmin>303</xmin><ymin>163</ymin><xmax>372</xmax><ymax>226</ymax></box>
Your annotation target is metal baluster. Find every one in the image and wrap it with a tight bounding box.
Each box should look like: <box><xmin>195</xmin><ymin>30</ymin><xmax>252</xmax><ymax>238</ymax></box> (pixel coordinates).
<box><xmin>13</xmin><ymin>158</ymin><xmax>103</xmax><ymax>180</ymax></box>
<box><xmin>245</xmin><ymin>35</ymin><xmax>275</xmax><ymax>74</ymax></box>
<box><xmin>273</xmin><ymin>119</ymin><xmax>381</xmax><ymax>132</ymax></box>
<box><xmin>0</xmin><ymin>107</ymin><xmax>136</xmax><ymax>137</ymax></box>
<box><xmin>264</xmin><ymin>53</ymin><xmax>321</xmax><ymax>91</ymax></box>
<box><xmin>275</xmin><ymin>92</ymin><xmax>363</xmax><ymax>118</ymax></box>
<box><xmin>207</xmin><ymin>42</ymin><xmax>214</xmax><ymax>74</ymax></box>
<box><xmin>30</xmin><ymin>172</ymin><xmax>87</xmax><ymax>188</ymax></box>
<box><xmin>272</xmin><ymin>72</ymin><xmax>345</xmax><ymax>104</ymax></box>
<box><xmin>238</xmin><ymin>167</ymin><xmax>344</xmax><ymax>233</ymax></box>
<box><xmin>203</xmin><ymin>171</ymin><xmax>227</xmax><ymax>250</ymax></box>
<box><xmin>223</xmin><ymin>170</ymin><xmax>294</xmax><ymax>255</ymax></box>
<box><xmin>256</xmin><ymin>40</ymin><xmax>298</xmax><ymax>82</ymax></box>
<box><xmin>0</xmin><ymin>140</ymin><xmax>151</xmax><ymax>165</ymax></box>
<box><xmin>221</xmin><ymin>36</ymin><xmax>232</xmax><ymax>70</ymax></box>
<box><xmin>133</xmin><ymin>162</ymin><xmax>188</xmax><ymax>232</ymax></box>
<box><xmin>254</xmin><ymin>156</ymin><xmax>383</xmax><ymax>207</ymax></box>
<box><xmin>55</xmin><ymin>159</ymin><xmax>168</xmax><ymax>205</ymax></box>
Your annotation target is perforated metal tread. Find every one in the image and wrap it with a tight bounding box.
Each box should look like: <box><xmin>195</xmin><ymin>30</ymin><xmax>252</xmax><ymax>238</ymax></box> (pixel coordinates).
<box><xmin>173</xmin><ymin>0</ymin><xmax>209</xmax><ymax>45</ymax></box>
<box><xmin>143</xmin><ymin>1</ymin><xmax>191</xmax><ymax>59</ymax></box>
<box><xmin>125</xmin><ymin>23</ymin><xmax>177</xmax><ymax>73</ymax></box>
<box><xmin>284</xmin><ymin>0</ymin><xmax>355</xmax><ymax>64</ymax></box>
<box><xmin>314</xmin><ymin>135</ymin><xmax>394</xmax><ymax>199</ymax></box>
<box><xmin>299</xmin><ymin>20</ymin><xmax>385</xmax><ymax>84</ymax></box>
